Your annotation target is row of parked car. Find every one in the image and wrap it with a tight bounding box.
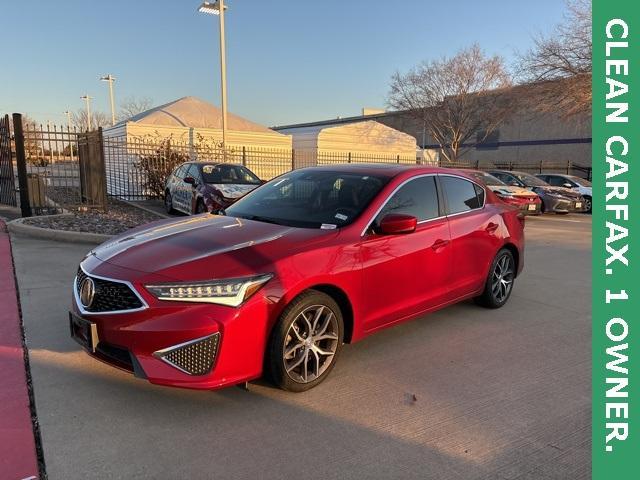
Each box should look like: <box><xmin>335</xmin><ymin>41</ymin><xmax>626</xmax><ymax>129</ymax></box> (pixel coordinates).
<box><xmin>163</xmin><ymin>162</ymin><xmax>592</xmax><ymax>217</ymax></box>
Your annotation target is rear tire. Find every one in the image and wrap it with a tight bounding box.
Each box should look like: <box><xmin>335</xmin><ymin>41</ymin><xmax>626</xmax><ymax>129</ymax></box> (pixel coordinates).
<box><xmin>475</xmin><ymin>248</ymin><xmax>516</xmax><ymax>309</ymax></box>
<box><xmin>584</xmin><ymin>196</ymin><xmax>592</xmax><ymax>213</ymax></box>
<box><xmin>164</xmin><ymin>191</ymin><xmax>175</xmax><ymax>214</ymax></box>
<box><xmin>267</xmin><ymin>290</ymin><xmax>343</xmax><ymax>392</ymax></box>
<box><xmin>195</xmin><ymin>199</ymin><xmax>207</xmax><ymax>214</ymax></box>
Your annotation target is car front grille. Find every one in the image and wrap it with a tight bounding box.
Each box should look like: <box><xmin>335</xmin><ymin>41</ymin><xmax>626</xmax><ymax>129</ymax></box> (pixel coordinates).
<box><xmin>154</xmin><ymin>334</ymin><xmax>220</xmax><ymax>376</ymax></box>
<box><xmin>76</xmin><ymin>268</ymin><xmax>144</xmax><ymax>313</ymax></box>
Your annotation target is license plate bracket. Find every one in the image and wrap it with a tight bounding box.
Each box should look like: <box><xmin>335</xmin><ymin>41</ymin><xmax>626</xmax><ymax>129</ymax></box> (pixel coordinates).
<box><xmin>69</xmin><ymin>312</ymin><xmax>99</xmax><ymax>353</ymax></box>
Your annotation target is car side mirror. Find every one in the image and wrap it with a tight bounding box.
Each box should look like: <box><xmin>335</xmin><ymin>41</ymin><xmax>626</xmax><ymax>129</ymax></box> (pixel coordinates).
<box><xmin>563</xmin><ymin>182</ymin><xmax>573</xmax><ymax>188</ymax></box>
<box><xmin>378</xmin><ymin>214</ymin><xmax>417</xmax><ymax>235</ymax></box>
<box><xmin>510</xmin><ymin>181</ymin><xmax>519</xmax><ymax>187</ymax></box>
<box><xmin>183</xmin><ymin>176</ymin><xmax>196</xmax><ymax>185</ymax></box>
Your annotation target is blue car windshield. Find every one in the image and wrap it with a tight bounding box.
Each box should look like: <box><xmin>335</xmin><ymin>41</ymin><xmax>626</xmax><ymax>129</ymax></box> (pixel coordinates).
<box><xmin>225</xmin><ymin>170</ymin><xmax>389</xmax><ymax>229</ymax></box>
<box><xmin>201</xmin><ymin>164</ymin><xmax>261</xmax><ymax>185</ymax></box>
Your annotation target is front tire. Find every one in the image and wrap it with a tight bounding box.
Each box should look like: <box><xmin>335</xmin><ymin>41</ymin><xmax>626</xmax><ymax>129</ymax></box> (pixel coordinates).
<box><xmin>267</xmin><ymin>290</ymin><xmax>343</xmax><ymax>392</ymax></box>
<box><xmin>475</xmin><ymin>248</ymin><xmax>516</xmax><ymax>309</ymax></box>
<box><xmin>584</xmin><ymin>196</ymin><xmax>592</xmax><ymax>213</ymax></box>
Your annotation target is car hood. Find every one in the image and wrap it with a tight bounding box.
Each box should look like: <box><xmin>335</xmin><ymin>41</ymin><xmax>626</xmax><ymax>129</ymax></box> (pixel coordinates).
<box><xmin>488</xmin><ymin>185</ymin><xmax>536</xmax><ymax>197</ymax></box>
<box><xmin>207</xmin><ymin>183</ymin><xmax>259</xmax><ymax>199</ymax></box>
<box><xmin>534</xmin><ymin>186</ymin><xmax>582</xmax><ymax>198</ymax></box>
<box><xmin>90</xmin><ymin>215</ymin><xmax>336</xmax><ymax>278</ymax></box>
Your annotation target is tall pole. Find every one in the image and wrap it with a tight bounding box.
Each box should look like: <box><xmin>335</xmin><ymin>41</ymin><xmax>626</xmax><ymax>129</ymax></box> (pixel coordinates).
<box><xmin>63</xmin><ymin>111</ymin><xmax>74</xmax><ymax>161</ymax></box>
<box><xmin>81</xmin><ymin>95</ymin><xmax>92</xmax><ymax>131</ymax></box>
<box><xmin>101</xmin><ymin>74</ymin><xmax>117</xmax><ymax>126</ymax></box>
<box><xmin>218</xmin><ymin>0</ymin><xmax>228</xmax><ymax>159</ymax></box>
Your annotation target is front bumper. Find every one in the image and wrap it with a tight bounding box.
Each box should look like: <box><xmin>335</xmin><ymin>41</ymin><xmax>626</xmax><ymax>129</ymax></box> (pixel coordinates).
<box><xmin>546</xmin><ymin>197</ymin><xmax>586</xmax><ymax>213</ymax></box>
<box><xmin>70</xmin><ymin>258</ymin><xmax>278</xmax><ymax>390</ymax></box>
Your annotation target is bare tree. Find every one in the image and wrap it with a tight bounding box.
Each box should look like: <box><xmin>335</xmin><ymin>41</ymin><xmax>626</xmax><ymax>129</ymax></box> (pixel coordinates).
<box><xmin>388</xmin><ymin>44</ymin><xmax>513</xmax><ymax>162</ymax></box>
<box><xmin>517</xmin><ymin>0</ymin><xmax>591</xmax><ymax>116</ymax></box>
<box><xmin>71</xmin><ymin>109</ymin><xmax>111</xmax><ymax>131</ymax></box>
<box><xmin>118</xmin><ymin>96</ymin><xmax>153</xmax><ymax>121</ymax></box>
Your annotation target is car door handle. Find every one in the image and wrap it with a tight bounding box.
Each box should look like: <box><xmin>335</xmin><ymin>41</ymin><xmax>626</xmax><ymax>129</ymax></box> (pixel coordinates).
<box><xmin>431</xmin><ymin>239</ymin><xmax>450</xmax><ymax>250</ymax></box>
<box><xmin>485</xmin><ymin>222</ymin><xmax>499</xmax><ymax>233</ymax></box>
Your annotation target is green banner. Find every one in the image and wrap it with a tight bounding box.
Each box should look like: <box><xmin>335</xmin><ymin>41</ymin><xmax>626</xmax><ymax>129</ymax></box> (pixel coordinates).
<box><xmin>592</xmin><ymin>0</ymin><xmax>638</xmax><ymax>477</ymax></box>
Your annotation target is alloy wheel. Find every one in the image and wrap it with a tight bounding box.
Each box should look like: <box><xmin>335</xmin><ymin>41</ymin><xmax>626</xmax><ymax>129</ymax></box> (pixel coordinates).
<box><xmin>283</xmin><ymin>304</ymin><xmax>339</xmax><ymax>383</ymax></box>
<box><xmin>491</xmin><ymin>253</ymin><xmax>514</xmax><ymax>303</ymax></box>
<box><xmin>584</xmin><ymin>197</ymin><xmax>592</xmax><ymax>212</ymax></box>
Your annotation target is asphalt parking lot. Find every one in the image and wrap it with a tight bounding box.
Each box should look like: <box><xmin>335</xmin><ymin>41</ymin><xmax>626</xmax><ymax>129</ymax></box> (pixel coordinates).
<box><xmin>12</xmin><ymin>214</ymin><xmax>591</xmax><ymax>480</ymax></box>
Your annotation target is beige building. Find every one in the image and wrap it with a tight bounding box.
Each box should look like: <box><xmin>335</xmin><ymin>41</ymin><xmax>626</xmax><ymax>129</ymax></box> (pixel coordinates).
<box><xmin>103</xmin><ymin>96</ymin><xmax>292</xmax><ymax>149</ymax></box>
<box><xmin>103</xmin><ymin>97</ymin><xmax>293</xmax><ymax>196</ymax></box>
<box><xmin>274</xmin><ymin>83</ymin><xmax>592</xmax><ymax>176</ymax></box>
<box><xmin>276</xmin><ymin>120</ymin><xmax>418</xmax><ymax>167</ymax></box>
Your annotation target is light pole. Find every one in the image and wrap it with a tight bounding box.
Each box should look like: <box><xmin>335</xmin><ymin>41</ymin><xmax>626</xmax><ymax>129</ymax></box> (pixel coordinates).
<box><xmin>63</xmin><ymin>111</ymin><xmax>74</xmax><ymax>160</ymax></box>
<box><xmin>198</xmin><ymin>1</ymin><xmax>228</xmax><ymax>159</ymax></box>
<box><xmin>100</xmin><ymin>74</ymin><xmax>117</xmax><ymax>126</ymax></box>
<box><xmin>80</xmin><ymin>95</ymin><xmax>93</xmax><ymax>131</ymax></box>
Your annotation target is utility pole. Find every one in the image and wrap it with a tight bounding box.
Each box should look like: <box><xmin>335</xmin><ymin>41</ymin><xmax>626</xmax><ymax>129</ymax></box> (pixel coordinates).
<box><xmin>198</xmin><ymin>1</ymin><xmax>229</xmax><ymax>160</ymax></box>
<box><xmin>100</xmin><ymin>74</ymin><xmax>117</xmax><ymax>126</ymax></box>
<box><xmin>80</xmin><ymin>95</ymin><xmax>93</xmax><ymax>131</ymax></box>
<box><xmin>63</xmin><ymin>110</ymin><xmax>74</xmax><ymax>160</ymax></box>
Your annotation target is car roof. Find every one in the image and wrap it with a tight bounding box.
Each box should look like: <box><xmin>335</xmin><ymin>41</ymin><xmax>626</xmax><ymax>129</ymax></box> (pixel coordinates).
<box><xmin>489</xmin><ymin>169</ymin><xmax>532</xmax><ymax>176</ymax></box>
<box><xmin>297</xmin><ymin>163</ymin><xmax>465</xmax><ymax>179</ymax></box>
<box><xmin>187</xmin><ymin>162</ymin><xmax>246</xmax><ymax>168</ymax></box>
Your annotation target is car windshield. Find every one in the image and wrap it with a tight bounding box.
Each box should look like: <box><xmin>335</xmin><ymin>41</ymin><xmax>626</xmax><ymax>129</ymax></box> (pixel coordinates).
<box><xmin>568</xmin><ymin>175</ymin><xmax>592</xmax><ymax>187</ymax></box>
<box><xmin>468</xmin><ymin>171</ymin><xmax>506</xmax><ymax>186</ymax></box>
<box><xmin>513</xmin><ymin>173</ymin><xmax>549</xmax><ymax>187</ymax></box>
<box><xmin>225</xmin><ymin>169</ymin><xmax>389</xmax><ymax>229</ymax></box>
<box><xmin>201</xmin><ymin>164</ymin><xmax>261</xmax><ymax>185</ymax></box>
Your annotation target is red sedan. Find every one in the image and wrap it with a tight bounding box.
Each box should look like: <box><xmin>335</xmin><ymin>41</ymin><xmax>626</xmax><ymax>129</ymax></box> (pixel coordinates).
<box><xmin>70</xmin><ymin>165</ymin><xmax>525</xmax><ymax>392</ymax></box>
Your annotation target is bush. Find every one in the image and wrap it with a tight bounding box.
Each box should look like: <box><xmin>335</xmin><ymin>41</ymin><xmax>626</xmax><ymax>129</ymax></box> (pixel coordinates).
<box><xmin>135</xmin><ymin>139</ymin><xmax>189</xmax><ymax>198</ymax></box>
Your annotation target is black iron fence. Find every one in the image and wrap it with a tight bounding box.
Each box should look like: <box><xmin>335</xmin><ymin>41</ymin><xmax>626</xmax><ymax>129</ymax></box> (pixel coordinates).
<box><xmin>0</xmin><ymin>113</ymin><xmax>108</xmax><ymax>216</ymax></box>
<box><xmin>437</xmin><ymin>158</ymin><xmax>592</xmax><ymax>180</ymax></box>
<box><xmin>1</xmin><ymin>112</ymin><xmax>593</xmax><ymax>213</ymax></box>
<box><xmin>0</xmin><ymin>115</ymin><xmax>17</xmax><ymax>207</ymax></box>
<box><xmin>102</xmin><ymin>135</ymin><xmax>421</xmax><ymax>200</ymax></box>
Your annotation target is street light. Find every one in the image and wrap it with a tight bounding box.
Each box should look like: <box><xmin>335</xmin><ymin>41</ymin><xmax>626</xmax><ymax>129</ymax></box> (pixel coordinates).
<box><xmin>80</xmin><ymin>95</ymin><xmax>93</xmax><ymax>131</ymax></box>
<box><xmin>63</xmin><ymin>110</ymin><xmax>74</xmax><ymax>160</ymax></box>
<box><xmin>100</xmin><ymin>74</ymin><xmax>117</xmax><ymax>126</ymax></box>
<box><xmin>198</xmin><ymin>1</ymin><xmax>229</xmax><ymax>158</ymax></box>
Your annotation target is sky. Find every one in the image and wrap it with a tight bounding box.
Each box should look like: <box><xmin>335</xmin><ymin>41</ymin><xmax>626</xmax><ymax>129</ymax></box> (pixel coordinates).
<box><xmin>0</xmin><ymin>0</ymin><xmax>567</xmax><ymax>127</ymax></box>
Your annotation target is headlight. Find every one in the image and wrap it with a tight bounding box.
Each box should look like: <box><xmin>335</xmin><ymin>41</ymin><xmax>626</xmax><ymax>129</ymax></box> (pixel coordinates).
<box><xmin>145</xmin><ymin>274</ymin><xmax>273</xmax><ymax>307</ymax></box>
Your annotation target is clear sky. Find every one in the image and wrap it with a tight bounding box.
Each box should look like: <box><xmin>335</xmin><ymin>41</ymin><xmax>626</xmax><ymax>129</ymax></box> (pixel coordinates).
<box><xmin>0</xmin><ymin>0</ymin><xmax>567</xmax><ymax>127</ymax></box>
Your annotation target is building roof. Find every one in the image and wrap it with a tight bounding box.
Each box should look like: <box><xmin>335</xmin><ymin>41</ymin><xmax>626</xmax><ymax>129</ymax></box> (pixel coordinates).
<box><xmin>120</xmin><ymin>96</ymin><xmax>276</xmax><ymax>133</ymax></box>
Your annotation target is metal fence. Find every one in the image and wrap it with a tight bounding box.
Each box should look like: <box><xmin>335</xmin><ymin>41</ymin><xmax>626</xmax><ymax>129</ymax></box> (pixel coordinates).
<box><xmin>102</xmin><ymin>135</ymin><xmax>424</xmax><ymax>200</ymax></box>
<box><xmin>101</xmin><ymin>133</ymin><xmax>592</xmax><ymax>201</ymax></box>
<box><xmin>1</xmin><ymin>112</ymin><xmax>593</xmax><ymax>212</ymax></box>
<box><xmin>437</xmin><ymin>158</ymin><xmax>592</xmax><ymax>180</ymax></box>
<box><xmin>0</xmin><ymin>114</ymin><xmax>108</xmax><ymax>216</ymax></box>
<box><xmin>0</xmin><ymin>115</ymin><xmax>17</xmax><ymax>207</ymax></box>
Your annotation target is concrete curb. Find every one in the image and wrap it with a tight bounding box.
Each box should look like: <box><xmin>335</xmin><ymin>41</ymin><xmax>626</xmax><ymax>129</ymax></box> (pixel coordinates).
<box><xmin>119</xmin><ymin>199</ymin><xmax>170</xmax><ymax>219</ymax></box>
<box><xmin>7</xmin><ymin>216</ymin><xmax>113</xmax><ymax>245</ymax></box>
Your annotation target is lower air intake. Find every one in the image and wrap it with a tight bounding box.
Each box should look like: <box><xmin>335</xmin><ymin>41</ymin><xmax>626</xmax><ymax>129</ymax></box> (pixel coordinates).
<box><xmin>154</xmin><ymin>333</ymin><xmax>220</xmax><ymax>376</ymax></box>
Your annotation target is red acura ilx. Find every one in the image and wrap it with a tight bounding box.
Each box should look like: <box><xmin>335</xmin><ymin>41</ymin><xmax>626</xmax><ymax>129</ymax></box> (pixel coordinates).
<box><xmin>70</xmin><ymin>164</ymin><xmax>525</xmax><ymax>392</ymax></box>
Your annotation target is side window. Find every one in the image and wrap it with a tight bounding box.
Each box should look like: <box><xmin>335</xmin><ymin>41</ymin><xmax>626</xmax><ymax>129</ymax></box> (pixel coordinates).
<box><xmin>174</xmin><ymin>165</ymin><xmax>187</xmax><ymax>179</ymax></box>
<box><xmin>474</xmin><ymin>183</ymin><xmax>485</xmax><ymax>206</ymax></box>
<box><xmin>376</xmin><ymin>176</ymin><xmax>439</xmax><ymax>224</ymax></box>
<box><xmin>187</xmin><ymin>164</ymin><xmax>201</xmax><ymax>181</ymax></box>
<box><xmin>441</xmin><ymin>176</ymin><xmax>482</xmax><ymax>215</ymax></box>
<box><xmin>547</xmin><ymin>176</ymin><xmax>572</xmax><ymax>187</ymax></box>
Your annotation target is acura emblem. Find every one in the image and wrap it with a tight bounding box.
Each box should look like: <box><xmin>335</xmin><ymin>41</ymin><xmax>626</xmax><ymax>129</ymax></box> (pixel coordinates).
<box><xmin>79</xmin><ymin>277</ymin><xmax>96</xmax><ymax>308</ymax></box>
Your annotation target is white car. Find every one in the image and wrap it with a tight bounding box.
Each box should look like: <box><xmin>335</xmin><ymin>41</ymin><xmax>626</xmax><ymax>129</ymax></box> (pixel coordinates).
<box><xmin>535</xmin><ymin>173</ymin><xmax>592</xmax><ymax>212</ymax></box>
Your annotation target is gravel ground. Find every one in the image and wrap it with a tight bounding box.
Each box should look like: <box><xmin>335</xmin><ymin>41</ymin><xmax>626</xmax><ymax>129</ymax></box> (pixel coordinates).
<box><xmin>21</xmin><ymin>201</ymin><xmax>163</xmax><ymax>235</ymax></box>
